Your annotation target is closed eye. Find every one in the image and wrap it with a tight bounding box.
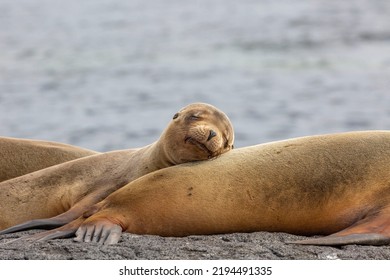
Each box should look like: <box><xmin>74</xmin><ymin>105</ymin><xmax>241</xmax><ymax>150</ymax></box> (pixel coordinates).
<box><xmin>188</xmin><ymin>115</ymin><xmax>201</xmax><ymax>121</ymax></box>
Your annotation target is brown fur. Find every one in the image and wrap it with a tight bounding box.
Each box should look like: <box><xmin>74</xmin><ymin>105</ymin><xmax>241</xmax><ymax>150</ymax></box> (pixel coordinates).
<box><xmin>0</xmin><ymin>137</ymin><xmax>97</xmax><ymax>182</ymax></box>
<box><xmin>36</xmin><ymin>130</ymin><xmax>390</xmax><ymax>246</ymax></box>
<box><xmin>0</xmin><ymin>103</ymin><xmax>234</xmax><ymax>230</ymax></box>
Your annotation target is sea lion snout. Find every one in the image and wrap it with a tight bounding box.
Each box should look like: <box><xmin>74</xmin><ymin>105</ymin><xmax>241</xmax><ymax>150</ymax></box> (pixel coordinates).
<box><xmin>207</xmin><ymin>130</ymin><xmax>217</xmax><ymax>141</ymax></box>
<box><xmin>172</xmin><ymin>102</ymin><xmax>234</xmax><ymax>156</ymax></box>
<box><xmin>187</xmin><ymin>126</ymin><xmax>220</xmax><ymax>149</ymax></box>
<box><xmin>158</xmin><ymin>103</ymin><xmax>234</xmax><ymax>165</ymax></box>
<box><xmin>182</xmin><ymin>125</ymin><xmax>223</xmax><ymax>159</ymax></box>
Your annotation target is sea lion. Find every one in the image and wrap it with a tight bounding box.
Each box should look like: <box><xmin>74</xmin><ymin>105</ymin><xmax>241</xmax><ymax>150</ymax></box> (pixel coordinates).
<box><xmin>0</xmin><ymin>103</ymin><xmax>234</xmax><ymax>231</ymax></box>
<box><xmin>0</xmin><ymin>137</ymin><xmax>98</xmax><ymax>182</ymax></box>
<box><xmin>7</xmin><ymin>130</ymin><xmax>390</xmax><ymax>246</ymax></box>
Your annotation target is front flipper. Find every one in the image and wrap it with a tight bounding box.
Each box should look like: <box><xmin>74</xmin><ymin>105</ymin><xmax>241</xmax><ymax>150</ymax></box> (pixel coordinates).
<box><xmin>289</xmin><ymin>209</ymin><xmax>390</xmax><ymax>246</ymax></box>
<box><xmin>74</xmin><ymin>219</ymin><xmax>123</xmax><ymax>245</ymax></box>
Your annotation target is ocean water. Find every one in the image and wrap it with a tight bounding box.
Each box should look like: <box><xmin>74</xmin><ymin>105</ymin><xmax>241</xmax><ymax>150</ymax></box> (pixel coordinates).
<box><xmin>1</xmin><ymin>0</ymin><xmax>390</xmax><ymax>151</ymax></box>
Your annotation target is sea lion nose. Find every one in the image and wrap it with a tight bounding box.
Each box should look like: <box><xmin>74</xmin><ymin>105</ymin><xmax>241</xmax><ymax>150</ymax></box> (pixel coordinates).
<box><xmin>207</xmin><ymin>130</ymin><xmax>217</xmax><ymax>141</ymax></box>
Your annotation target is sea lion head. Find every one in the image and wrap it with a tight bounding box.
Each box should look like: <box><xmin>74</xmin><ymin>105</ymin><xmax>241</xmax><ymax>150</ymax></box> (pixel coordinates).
<box><xmin>162</xmin><ymin>103</ymin><xmax>234</xmax><ymax>164</ymax></box>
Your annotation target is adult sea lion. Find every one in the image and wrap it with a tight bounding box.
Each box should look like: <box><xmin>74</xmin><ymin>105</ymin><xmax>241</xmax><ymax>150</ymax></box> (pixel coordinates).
<box><xmin>0</xmin><ymin>137</ymin><xmax>97</xmax><ymax>182</ymax></box>
<box><xmin>0</xmin><ymin>103</ymin><xmax>234</xmax><ymax>231</ymax></box>
<box><xmin>8</xmin><ymin>130</ymin><xmax>390</xmax><ymax>246</ymax></box>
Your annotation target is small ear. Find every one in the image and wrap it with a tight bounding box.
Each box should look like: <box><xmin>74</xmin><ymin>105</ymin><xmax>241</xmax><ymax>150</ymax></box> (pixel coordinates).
<box><xmin>173</xmin><ymin>113</ymin><xmax>179</xmax><ymax>119</ymax></box>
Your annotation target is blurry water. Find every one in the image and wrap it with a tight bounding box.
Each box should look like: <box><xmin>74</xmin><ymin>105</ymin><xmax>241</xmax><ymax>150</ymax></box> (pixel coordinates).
<box><xmin>1</xmin><ymin>0</ymin><xmax>390</xmax><ymax>151</ymax></box>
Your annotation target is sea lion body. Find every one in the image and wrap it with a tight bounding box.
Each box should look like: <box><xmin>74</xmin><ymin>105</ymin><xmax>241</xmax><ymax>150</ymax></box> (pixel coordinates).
<box><xmin>0</xmin><ymin>137</ymin><xmax>97</xmax><ymax>182</ymax></box>
<box><xmin>66</xmin><ymin>130</ymin><xmax>390</xmax><ymax>245</ymax></box>
<box><xmin>0</xmin><ymin>103</ymin><xmax>234</xmax><ymax>230</ymax></box>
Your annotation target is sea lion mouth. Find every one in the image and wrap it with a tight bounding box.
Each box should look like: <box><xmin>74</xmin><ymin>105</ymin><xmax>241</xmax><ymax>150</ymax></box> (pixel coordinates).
<box><xmin>185</xmin><ymin>137</ymin><xmax>214</xmax><ymax>158</ymax></box>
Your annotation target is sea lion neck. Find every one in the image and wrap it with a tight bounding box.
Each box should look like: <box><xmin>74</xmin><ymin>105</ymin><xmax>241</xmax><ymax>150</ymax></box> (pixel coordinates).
<box><xmin>138</xmin><ymin>140</ymin><xmax>177</xmax><ymax>171</ymax></box>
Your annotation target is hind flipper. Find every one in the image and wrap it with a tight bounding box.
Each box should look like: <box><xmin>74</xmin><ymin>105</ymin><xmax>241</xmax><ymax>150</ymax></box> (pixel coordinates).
<box><xmin>0</xmin><ymin>217</ymin><xmax>67</xmax><ymax>235</ymax></box>
<box><xmin>289</xmin><ymin>209</ymin><xmax>390</xmax><ymax>246</ymax></box>
<box><xmin>74</xmin><ymin>219</ymin><xmax>123</xmax><ymax>245</ymax></box>
<box><xmin>0</xmin><ymin>198</ymin><xmax>100</xmax><ymax>235</ymax></box>
<box><xmin>4</xmin><ymin>218</ymin><xmax>84</xmax><ymax>244</ymax></box>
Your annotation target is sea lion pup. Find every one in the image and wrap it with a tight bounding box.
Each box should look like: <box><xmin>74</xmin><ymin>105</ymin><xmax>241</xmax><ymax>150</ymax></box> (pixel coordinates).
<box><xmin>11</xmin><ymin>130</ymin><xmax>390</xmax><ymax>246</ymax></box>
<box><xmin>0</xmin><ymin>103</ymin><xmax>234</xmax><ymax>231</ymax></box>
<box><xmin>0</xmin><ymin>137</ymin><xmax>97</xmax><ymax>182</ymax></box>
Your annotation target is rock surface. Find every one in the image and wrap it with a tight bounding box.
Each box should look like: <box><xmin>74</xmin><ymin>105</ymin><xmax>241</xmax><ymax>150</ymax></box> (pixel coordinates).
<box><xmin>1</xmin><ymin>230</ymin><xmax>390</xmax><ymax>260</ymax></box>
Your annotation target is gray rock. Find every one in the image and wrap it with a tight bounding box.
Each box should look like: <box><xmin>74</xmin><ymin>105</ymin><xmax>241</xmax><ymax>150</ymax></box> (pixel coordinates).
<box><xmin>1</xmin><ymin>230</ymin><xmax>389</xmax><ymax>260</ymax></box>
